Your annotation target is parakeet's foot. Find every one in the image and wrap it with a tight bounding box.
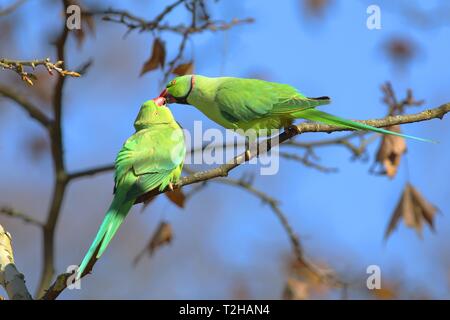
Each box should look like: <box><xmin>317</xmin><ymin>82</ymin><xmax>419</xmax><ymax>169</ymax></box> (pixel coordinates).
<box><xmin>167</xmin><ymin>182</ymin><xmax>174</xmax><ymax>191</ymax></box>
<box><xmin>244</xmin><ymin>149</ymin><xmax>251</xmax><ymax>161</ymax></box>
<box><xmin>285</xmin><ymin>125</ymin><xmax>301</xmax><ymax>136</ymax></box>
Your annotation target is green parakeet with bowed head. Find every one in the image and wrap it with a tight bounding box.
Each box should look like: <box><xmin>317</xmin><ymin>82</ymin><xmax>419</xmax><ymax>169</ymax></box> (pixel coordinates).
<box><xmin>159</xmin><ymin>75</ymin><xmax>431</xmax><ymax>142</ymax></box>
<box><xmin>77</xmin><ymin>98</ymin><xmax>185</xmax><ymax>279</ymax></box>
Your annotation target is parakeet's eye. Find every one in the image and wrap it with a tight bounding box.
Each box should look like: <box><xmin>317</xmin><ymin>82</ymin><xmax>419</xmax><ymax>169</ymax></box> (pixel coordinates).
<box><xmin>166</xmin><ymin>79</ymin><xmax>176</xmax><ymax>88</ymax></box>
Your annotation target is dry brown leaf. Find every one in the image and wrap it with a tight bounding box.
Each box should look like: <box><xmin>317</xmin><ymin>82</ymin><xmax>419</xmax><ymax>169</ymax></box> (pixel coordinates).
<box><xmin>375</xmin><ymin>125</ymin><xmax>407</xmax><ymax>178</ymax></box>
<box><xmin>372</xmin><ymin>283</ymin><xmax>398</xmax><ymax>300</ymax></box>
<box><xmin>283</xmin><ymin>278</ymin><xmax>310</xmax><ymax>300</ymax></box>
<box><xmin>385</xmin><ymin>37</ymin><xmax>417</xmax><ymax>66</ymax></box>
<box><xmin>286</xmin><ymin>258</ymin><xmax>331</xmax><ymax>298</ymax></box>
<box><xmin>384</xmin><ymin>183</ymin><xmax>438</xmax><ymax>240</ymax></box>
<box><xmin>172</xmin><ymin>62</ymin><xmax>194</xmax><ymax>76</ymax></box>
<box><xmin>133</xmin><ymin>221</ymin><xmax>173</xmax><ymax>266</ymax></box>
<box><xmin>303</xmin><ymin>0</ymin><xmax>333</xmax><ymax>17</ymax></box>
<box><xmin>165</xmin><ymin>189</ymin><xmax>186</xmax><ymax>208</ymax></box>
<box><xmin>25</xmin><ymin>135</ymin><xmax>49</xmax><ymax>161</ymax></box>
<box><xmin>140</xmin><ymin>38</ymin><xmax>166</xmax><ymax>76</ymax></box>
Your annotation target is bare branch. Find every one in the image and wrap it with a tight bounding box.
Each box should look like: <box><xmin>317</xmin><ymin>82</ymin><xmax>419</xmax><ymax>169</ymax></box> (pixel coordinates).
<box><xmin>168</xmin><ymin>103</ymin><xmax>450</xmax><ymax>191</ymax></box>
<box><xmin>35</xmin><ymin>19</ymin><xmax>70</xmax><ymax>299</ymax></box>
<box><xmin>279</xmin><ymin>151</ymin><xmax>338</xmax><ymax>173</ymax></box>
<box><xmin>0</xmin><ymin>84</ymin><xmax>52</xmax><ymax>128</ymax></box>
<box><xmin>86</xmin><ymin>2</ymin><xmax>252</xmax><ymax>78</ymax></box>
<box><xmin>0</xmin><ymin>224</ymin><xmax>32</xmax><ymax>300</ymax></box>
<box><xmin>0</xmin><ymin>58</ymin><xmax>80</xmax><ymax>85</ymax></box>
<box><xmin>0</xmin><ymin>207</ymin><xmax>43</xmax><ymax>227</ymax></box>
<box><xmin>213</xmin><ymin>176</ymin><xmax>341</xmax><ymax>286</ymax></box>
<box><xmin>67</xmin><ymin>164</ymin><xmax>115</xmax><ymax>181</ymax></box>
<box><xmin>89</xmin><ymin>7</ymin><xmax>253</xmax><ymax>36</ymax></box>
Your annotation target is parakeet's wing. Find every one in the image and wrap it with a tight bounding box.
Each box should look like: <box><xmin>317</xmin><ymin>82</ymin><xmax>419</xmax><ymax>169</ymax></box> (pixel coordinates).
<box><xmin>114</xmin><ymin>127</ymin><xmax>185</xmax><ymax>200</ymax></box>
<box><xmin>214</xmin><ymin>78</ymin><xmax>326</xmax><ymax>123</ymax></box>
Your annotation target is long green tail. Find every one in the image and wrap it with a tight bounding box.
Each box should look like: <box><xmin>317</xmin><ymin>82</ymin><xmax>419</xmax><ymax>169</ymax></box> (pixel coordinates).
<box><xmin>77</xmin><ymin>194</ymin><xmax>133</xmax><ymax>279</ymax></box>
<box><xmin>296</xmin><ymin>109</ymin><xmax>434</xmax><ymax>143</ymax></box>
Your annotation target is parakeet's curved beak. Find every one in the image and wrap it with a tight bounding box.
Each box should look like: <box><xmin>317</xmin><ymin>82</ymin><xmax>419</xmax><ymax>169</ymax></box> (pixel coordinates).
<box><xmin>159</xmin><ymin>88</ymin><xmax>176</xmax><ymax>103</ymax></box>
<box><xmin>153</xmin><ymin>96</ymin><xmax>166</xmax><ymax>106</ymax></box>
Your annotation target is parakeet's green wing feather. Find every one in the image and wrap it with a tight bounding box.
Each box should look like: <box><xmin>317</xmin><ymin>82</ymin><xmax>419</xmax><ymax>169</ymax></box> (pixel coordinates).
<box><xmin>214</xmin><ymin>78</ymin><xmax>328</xmax><ymax>123</ymax></box>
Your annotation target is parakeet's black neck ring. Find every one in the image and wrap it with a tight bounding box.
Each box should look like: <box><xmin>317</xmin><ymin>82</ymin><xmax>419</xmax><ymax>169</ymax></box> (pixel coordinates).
<box><xmin>174</xmin><ymin>75</ymin><xmax>195</xmax><ymax>105</ymax></box>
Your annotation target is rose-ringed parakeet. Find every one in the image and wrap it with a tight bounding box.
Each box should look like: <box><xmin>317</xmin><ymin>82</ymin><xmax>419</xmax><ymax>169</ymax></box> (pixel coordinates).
<box><xmin>159</xmin><ymin>75</ymin><xmax>431</xmax><ymax>142</ymax></box>
<box><xmin>77</xmin><ymin>99</ymin><xmax>186</xmax><ymax>279</ymax></box>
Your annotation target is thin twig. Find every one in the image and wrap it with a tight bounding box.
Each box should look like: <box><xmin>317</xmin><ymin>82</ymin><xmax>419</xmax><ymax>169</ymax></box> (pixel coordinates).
<box><xmin>213</xmin><ymin>176</ymin><xmax>341</xmax><ymax>286</ymax></box>
<box><xmin>0</xmin><ymin>84</ymin><xmax>52</xmax><ymax>128</ymax></box>
<box><xmin>35</xmin><ymin>14</ymin><xmax>70</xmax><ymax>299</ymax></box>
<box><xmin>68</xmin><ymin>164</ymin><xmax>115</xmax><ymax>181</ymax></box>
<box><xmin>0</xmin><ymin>207</ymin><xmax>43</xmax><ymax>227</ymax></box>
<box><xmin>0</xmin><ymin>58</ymin><xmax>80</xmax><ymax>85</ymax></box>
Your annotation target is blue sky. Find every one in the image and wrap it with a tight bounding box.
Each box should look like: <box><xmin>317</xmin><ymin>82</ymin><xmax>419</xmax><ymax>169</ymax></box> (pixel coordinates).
<box><xmin>0</xmin><ymin>0</ymin><xmax>449</xmax><ymax>299</ymax></box>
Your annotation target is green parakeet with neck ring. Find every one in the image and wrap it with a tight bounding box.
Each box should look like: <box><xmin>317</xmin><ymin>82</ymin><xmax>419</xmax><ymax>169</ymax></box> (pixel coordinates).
<box><xmin>77</xmin><ymin>98</ymin><xmax>185</xmax><ymax>279</ymax></box>
<box><xmin>159</xmin><ymin>75</ymin><xmax>431</xmax><ymax>142</ymax></box>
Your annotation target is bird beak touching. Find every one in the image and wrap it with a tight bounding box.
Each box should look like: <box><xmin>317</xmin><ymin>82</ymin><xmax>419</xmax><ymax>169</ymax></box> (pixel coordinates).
<box><xmin>159</xmin><ymin>88</ymin><xmax>176</xmax><ymax>103</ymax></box>
<box><xmin>153</xmin><ymin>96</ymin><xmax>166</xmax><ymax>106</ymax></box>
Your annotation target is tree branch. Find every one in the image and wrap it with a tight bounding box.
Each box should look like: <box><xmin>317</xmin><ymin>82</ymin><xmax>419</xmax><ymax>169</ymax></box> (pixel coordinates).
<box><xmin>0</xmin><ymin>224</ymin><xmax>32</xmax><ymax>300</ymax></box>
<box><xmin>0</xmin><ymin>207</ymin><xmax>43</xmax><ymax>227</ymax></box>
<box><xmin>0</xmin><ymin>58</ymin><xmax>80</xmax><ymax>85</ymax></box>
<box><xmin>213</xmin><ymin>177</ymin><xmax>341</xmax><ymax>286</ymax></box>
<box><xmin>0</xmin><ymin>84</ymin><xmax>52</xmax><ymax>128</ymax></box>
<box><xmin>89</xmin><ymin>7</ymin><xmax>253</xmax><ymax>36</ymax></box>
<box><xmin>35</xmin><ymin>12</ymin><xmax>70</xmax><ymax>298</ymax></box>
<box><xmin>167</xmin><ymin>102</ymin><xmax>450</xmax><ymax>191</ymax></box>
<box><xmin>67</xmin><ymin>164</ymin><xmax>115</xmax><ymax>181</ymax></box>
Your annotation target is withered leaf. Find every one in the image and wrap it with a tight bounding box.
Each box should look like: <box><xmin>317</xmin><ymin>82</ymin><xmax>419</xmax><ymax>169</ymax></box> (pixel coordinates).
<box><xmin>172</xmin><ymin>62</ymin><xmax>194</xmax><ymax>76</ymax></box>
<box><xmin>133</xmin><ymin>221</ymin><xmax>173</xmax><ymax>266</ymax></box>
<box><xmin>26</xmin><ymin>135</ymin><xmax>49</xmax><ymax>161</ymax></box>
<box><xmin>165</xmin><ymin>189</ymin><xmax>186</xmax><ymax>208</ymax></box>
<box><xmin>283</xmin><ymin>278</ymin><xmax>310</xmax><ymax>300</ymax></box>
<box><xmin>371</xmin><ymin>283</ymin><xmax>398</xmax><ymax>300</ymax></box>
<box><xmin>374</xmin><ymin>125</ymin><xmax>407</xmax><ymax>178</ymax></box>
<box><xmin>385</xmin><ymin>37</ymin><xmax>417</xmax><ymax>66</ymax></box>
<box><xmin>303</xmin><ymin>0</ymin><xmax>332</xmax><ymax>17</ymax></box>
<box><xmin>140</xmin><ymin>38</ymin><xmax>166</xmax><ymax>76</ymax></box>
<box><xmin>384</xmin><ymin>183</ymin><xmax>439</xmax><ymax>240</ymax></box>
<box><xmin>285</xmin><ymin>257</ymin><xmax>331</xmax><ymax>298</ymax></box>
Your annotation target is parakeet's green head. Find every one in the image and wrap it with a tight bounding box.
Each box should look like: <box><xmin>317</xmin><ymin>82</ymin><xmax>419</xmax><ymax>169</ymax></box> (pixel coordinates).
<box><xmin>134</xmin><ymin>99</ymin><xmax>175</xmax><ymax>130</ymax></box>
<box><xmin>160</xmin><ymin>75</ymin><xmax>194</xmax><ymax>104</ymax></box>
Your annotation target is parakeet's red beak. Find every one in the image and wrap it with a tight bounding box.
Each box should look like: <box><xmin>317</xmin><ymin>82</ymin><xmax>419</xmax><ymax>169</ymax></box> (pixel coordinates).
<box><xmin>153</xmin><ymin>96</ymin><xmax>166</xmax><ymax>106</ymax></box>
<box><xmin>159</xmin><ymin>88</ymin><xmax>176</xmax><ymax>104</ymax></box>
